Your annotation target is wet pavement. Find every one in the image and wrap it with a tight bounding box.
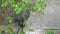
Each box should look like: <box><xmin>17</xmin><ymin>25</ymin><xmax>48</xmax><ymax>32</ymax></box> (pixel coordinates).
<box><xmin>25</xmin><ymin>0</ymin><xmax>60</xmax><ymax>34</ymax></box>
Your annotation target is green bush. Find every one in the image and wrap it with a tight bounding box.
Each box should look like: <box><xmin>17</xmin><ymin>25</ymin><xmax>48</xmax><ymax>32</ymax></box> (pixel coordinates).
<box><xmin>1</xmin><ymin>0</ymin><xmax>46</xmax><ymax>34</ymax></box>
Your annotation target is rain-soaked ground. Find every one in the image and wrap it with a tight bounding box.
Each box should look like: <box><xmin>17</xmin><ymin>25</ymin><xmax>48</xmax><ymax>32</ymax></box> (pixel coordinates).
<box><xmin>0</xmin><ymin>0</ymin><xmax>60</xmax><ymax>34</ymax></box>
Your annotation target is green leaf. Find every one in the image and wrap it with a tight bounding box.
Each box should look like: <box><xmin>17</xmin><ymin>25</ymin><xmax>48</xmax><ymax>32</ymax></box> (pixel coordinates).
<box><xmin>8</xmin><ymin>28</ymin><xmax>15</xmax><ymax>34</ymax></box>
<box><xmin>33</xmin><ymin>6</ymin><xmax>38</xmax><ymax>11</ymax></box>
<box><xmin>15</xmin><ymin>8</ymin><xmax>22</xmax><ymax>14</ymax></box>
<box><xmin>12</xmin><ymin>3</ymin><xmax>17</xmax><ymax>7</ymax></box>
<box><xmin>14</xmin><ymin>7</ymin><xmax>19</xmax><ymax>12</ymax></box>
<box><xmin>37</xmin><ymin>0</ymin><xmax>43</xmax><ymax>3</ymax></box>
<box><xmin>28</xmin><ymin>3</ymin><xmax>33</xmax><ymax>7</ymax></box>
<box><xmin>41</xmin><ymin>3</ymin><xmax>46</xmax><ymax>10</ymax></box>
<box><xmin>46</xmin><ymin>30</ymin><xmax>54</xmax><ymax>34</ymax></box>
<box><xmin>21</xmin><ymin>4</ymin><xmax>26</xmax><ymax>10</ymax></box>
<box><xmin>20</xmin><ymin>31</ymin><xmax>25</xmax><ymax>34</ymax></box>
<box><xmin>22</xmin><ymin>0</ymin><xmax>28</xmax><ymax>3</ymax></box>
<box><xmin>37</xmin><ymin>6</ymin><xmax>42</xmax><ymax>12</ymax></box>
<box><xmin>1</xmin><ymin>1</ymin><xmax>8</xmax><ymax>7</ymax></box>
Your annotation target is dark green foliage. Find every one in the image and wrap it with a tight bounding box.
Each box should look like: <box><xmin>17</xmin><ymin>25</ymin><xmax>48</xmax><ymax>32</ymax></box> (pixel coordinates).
<box><xmin>1</xmin><ymin>30</ymin><xmax>5</xmax><ymax>34</ymax></box>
